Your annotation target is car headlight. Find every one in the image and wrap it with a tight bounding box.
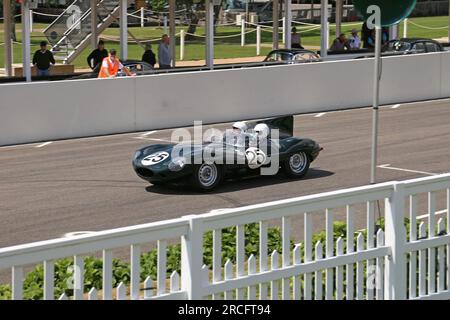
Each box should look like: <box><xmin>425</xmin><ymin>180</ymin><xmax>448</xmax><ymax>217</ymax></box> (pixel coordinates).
<box><xmin>133</xmin><ymin>150</ymin><xmax>142</xmax><ymax>161</ymax></box>
<box><xmin>168</xmin><ymin>157</ymin><xmax>186</xmax><ymax>172</ymax></box>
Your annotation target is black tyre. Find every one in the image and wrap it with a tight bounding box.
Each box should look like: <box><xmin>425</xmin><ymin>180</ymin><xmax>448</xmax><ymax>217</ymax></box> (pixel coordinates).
<box><xmin>283</xmin><ymin>152</ymin><xmax>310</xmax><ymax>178</ymax></box>
<box><xmin>191</xmin><ymin>162</ymin><xmax>222</xmax><ymax>191</ymax></box>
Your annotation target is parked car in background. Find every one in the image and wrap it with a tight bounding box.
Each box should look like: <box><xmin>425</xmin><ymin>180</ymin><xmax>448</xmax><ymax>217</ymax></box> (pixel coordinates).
<box><xmin>264</xmin><ymin>49</ymin><xmax>321</xmax><ymax>64</ymax></box>
<box><xmin>70</xmin><ymin>60</ymin><xmax>155</xmax><ymax>79</ymax></box>
<box><xmin>381</xmin><ymin>38</ymin><xmax>444</xmax><ymax>55</ymax></box>
<box><xmin>356</xmin><ymin>38</ymin><xmax>444</xmax><ymax>59</ymax></box>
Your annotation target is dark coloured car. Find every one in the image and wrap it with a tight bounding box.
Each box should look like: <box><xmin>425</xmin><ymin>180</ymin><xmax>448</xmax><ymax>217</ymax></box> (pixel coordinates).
<box><xmin>71</xmin><ymin>60</ymin><xmax>155</xmax><ymax>79</ymax></box>
<box><xmin>264</xmin><ymin>49</ymin><xmax>321</xmax><ymax>64</ymax></box>
<box><xmin>132</xmin><ymin>116</ymin><xmax>322</xmax><ymax>191</ymax></box>
<box><xmin>381</xmin><ymin>38</ymin><xmax>444</xmax><ymax>55</ymax></box>
<box><xmin>356</xmin><ymin>38</ymin><xmax>444</xmax><ymax>59</ymax></box>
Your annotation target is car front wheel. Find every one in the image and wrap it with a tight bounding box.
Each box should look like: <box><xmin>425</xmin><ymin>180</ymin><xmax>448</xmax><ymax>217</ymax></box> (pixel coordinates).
<box><xmin>283</xmin><ymin>152</ymin><xmax>310</xmax><ymax>178</ymax></box>
<box><xmin>191</xmin><ymin>163</ymin><xmax>222</xmax><ymax>191</ymax></box>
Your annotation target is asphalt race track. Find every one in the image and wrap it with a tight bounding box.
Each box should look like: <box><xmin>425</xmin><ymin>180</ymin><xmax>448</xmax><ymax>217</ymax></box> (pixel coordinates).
<box><xmin>1</xmin><ymin>98</ymin><xmax>450</xmax><ymax>248</ymax></box>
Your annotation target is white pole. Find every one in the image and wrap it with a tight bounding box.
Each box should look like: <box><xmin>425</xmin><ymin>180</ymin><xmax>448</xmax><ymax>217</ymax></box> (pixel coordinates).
<box><xmin>141</xmin><ymin>7</ymin><xmax>144</xmax><ymax>28</ymax></box>
<box><xmin>282</xmin><ymin>17</ymin><xmax>285</xmax><ymax>45</ymax></box>
<box><xmin>241</xmin><ymin>18</ymin><xmax>245</xmax><ymax>47</ymax></box>
<box><xmin>91</xmin><ymin>0</ymin><xmax>98</xmax><ymax>49</ymax></box>
<box><xmin>205</xmin><ymin>0</ymin><xmax>214</xmax><ymax>68</ymax></box>
<box><xmin>30</xmin><ymin>10</ymin><xmax>33</xmax><ymax>33</ymax></box>
<box><xmin>3</xmin><ymin>0</ymin><xmax>13</xmax><ymax>76</ymax></box>
<box><xmin>284</xmin><ymin>0</ymin><xmax>292</xmax><ymax>49</ymax></box>
<box><xmin>370</xmin><ymin>25</ymin><xmax>382</xmax><ymax>184</ymax></box>
<box><xmin>169</xmin><ymin>0</ymin><xmax>176</xmax><ymax>68</ymax></box>
<box><xmin>403</xmin><ymin>18</ymin><xmax>408</xmax><ymax>38</ymax></box>
<box><xmin>389</xmin><ymin>24</ymin><xmax>398</xmax><ymax>40</ymax></box>
<box><xmin>10</xmin><ymin>38</ymin><xmax>14</xmax><ymax>69</ymax></box>
<box><xmin>22</xmin><ymin>2</ymin><xmax>32</xmax><ymax>82</ymax></box>
<box><xmin>256</xmin><ymin>25</ymin><xmax>261</xmax><ymax>55</ymax></box>
<box><xmin>120</xmin><ymin>0</ymin><xmax>128</xmax><ymax>60</ymax></box>
<box><xmin>180</xmin><ymin>29</ymin><xmax>185</xmax><ymax>60</ymax></box>
<box><xmin>320</xmin><ymin>0</ymin><xmax>329</xmax><ymax>58</ymax></box>
<box><xmin>164</xmin><ymin>15</ymin><xmax>168</xmax><ymax>34</ymax></box>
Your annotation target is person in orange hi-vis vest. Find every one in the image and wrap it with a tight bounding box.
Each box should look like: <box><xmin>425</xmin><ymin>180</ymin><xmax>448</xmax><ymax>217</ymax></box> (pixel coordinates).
<box><xmin>98</xmin><ymin>49</ymin><xmax>134</xmax><ymax>78</ymax></box>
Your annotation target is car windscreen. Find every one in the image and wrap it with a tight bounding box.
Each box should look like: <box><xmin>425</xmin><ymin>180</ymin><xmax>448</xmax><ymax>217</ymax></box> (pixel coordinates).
<box><xmin>293</xmin><ymin>52</ymin><xmax>319</xmax><ymax>62</ymax></box>
<box><xmin>266</xmin><ymin>52</ymin><xmax>293</xmax><ymax>62</ymax></box>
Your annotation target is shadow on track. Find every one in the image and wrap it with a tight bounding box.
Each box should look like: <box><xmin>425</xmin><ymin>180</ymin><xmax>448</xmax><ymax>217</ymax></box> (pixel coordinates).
<box><xmin>145</xmin><ymin>168</ymin><xmax>334</xmax><ymax>195</ymax></box>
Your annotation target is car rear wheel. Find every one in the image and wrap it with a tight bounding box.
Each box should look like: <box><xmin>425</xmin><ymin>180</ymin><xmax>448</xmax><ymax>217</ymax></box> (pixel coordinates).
<box><xmin>283</xmin><ymin>152</ymin><xmax>310</xmax><ymax>178</ymax></box>
<box><xmin>191</xmin><ymin>163</ymin><xmax>222</xmax><ymax>191</ymax></box>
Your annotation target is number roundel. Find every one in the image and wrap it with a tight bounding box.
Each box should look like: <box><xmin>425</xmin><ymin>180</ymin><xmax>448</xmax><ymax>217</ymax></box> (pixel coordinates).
<box><xmin>246</xmin><ymin>147</ymin><xmax>267</xmax><ymax>169</ymax></box>
<box><xmin>141</xmin><ymin>151</ymin><xmax>170</xmax><ymax>166</ymax></box>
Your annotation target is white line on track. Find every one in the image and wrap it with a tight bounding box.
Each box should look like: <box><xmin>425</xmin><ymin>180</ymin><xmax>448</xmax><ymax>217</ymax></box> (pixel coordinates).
<box><xmin>417</xmin><ymin>209</ymin><xmax>447</xmax><ymax>220</ymax></box>
<box><xmin>378</xmin><ymin>164</ymin><xmax>438</xmax><ymax>176</ymax></box>
<box><xmin>391</xmin><ymin>104</ymin><xmax>401</xmax><ymax>109</ymax></box>
<box><xmin>140</xmin><ymin>130</ymin><xmax>157</xmax><ymax>137</ymax></box>
<box><xmin>134</xmin><ymin>137</ymin><xmax>173</xmax><ymax>143</ymax></box>
<box><xmin>314</xmin><ymin>113</ymin><xmax>326</xmax><ymax>118</ymax></box>
<box><xmin>35</xmin><ymin>141</ymin><xmax>53</xmax><ymax>148</ymax></box>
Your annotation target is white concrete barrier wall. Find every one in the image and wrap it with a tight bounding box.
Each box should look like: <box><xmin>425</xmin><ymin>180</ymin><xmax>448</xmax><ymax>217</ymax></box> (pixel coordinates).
<box><xmin>1</xmin><ymin>52</ymin><xmax>449</xmax><ymax>146</ymax></box>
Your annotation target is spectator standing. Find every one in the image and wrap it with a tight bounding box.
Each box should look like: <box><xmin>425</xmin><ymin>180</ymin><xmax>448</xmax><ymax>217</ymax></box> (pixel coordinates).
<box><xmin>367</xmin><ymin>29</ymin><xmax>375</xmax><ymax>49</ymax></box>
<box><xmin>361</xmin><ymin>22</ymin><xmax>371</xmax><ymax>48</ymax></box>
<box><xmin>32</xmin><ymin>41</ymin><xmax>55</xmax><ymax>77</ymax></box>
<box><xmin>142</xmin><ymin>43</ymin><xmax>156</xmax><ymax>68</ymax></box>
<box><xmin>158</xmin><ymin>34</ymin><xmax>172</xmax><ymax>69</ymax></box>
<box><xmin>330</xmin><ymin>33</ymin><xmax>350</xmax><ymax>51</ymax></box>
<box><xmin>348</xmin><ymin>29</ymin><xmax>361</xmax><ymax>49</ymax></box>
<box><xmin>98</xmin><ymin>49</ymin><xmax>133</xmax><ymax>78</ymax></box>
<box><xmin>291</xmin><ymin>27</ymin><xmax>303</xmax><ymax>49</ymax></box>
<box><xmin>367</xmin><ymin>29</ymin><xmax>388</xmax><ymax>49</ymax></box>
<box><xmin>382</xmin><ymin>27</ymin><xmax>390</xmax><ymax>44</ymax></box>
<box><xmin>87</xmin><ymin>40</ymin><xmax>108</xmax><ymax>70</ymax></box>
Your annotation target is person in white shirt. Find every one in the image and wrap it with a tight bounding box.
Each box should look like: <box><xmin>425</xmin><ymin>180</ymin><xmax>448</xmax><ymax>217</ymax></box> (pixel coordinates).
<box><xmin>349</xmin><ymin>29</ymin><xmax>361</xmax><ymax>50</ymax></box>
<box><xmin>158</xmin><ymin>34</ymin><xmax>172</xmax><ymax>69</ymax></box>
<box><xmin>291</xmin><ymin>27</ymin><xmax>303</xmax><ymax>49</ymax></box>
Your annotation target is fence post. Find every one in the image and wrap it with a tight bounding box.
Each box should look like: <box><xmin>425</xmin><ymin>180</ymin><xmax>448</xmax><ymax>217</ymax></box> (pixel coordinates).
<box><xmin>181</xmin><ymin>215</ymin><xmax>204</xmax><ymax>299</ymax></box>
<box><xmin>180</xmin><ymin>29</ymin><xmax>185</xmax><ymax>60</ymax></box>
<box><xmin>403</xmin><ymin>19</ymin><xmax>408</xmax><ymax>38</ymax></box>
<box><xmin>256</xmin><ymin>25</ymin><xmax>261</xmax><ymax>55</ymax></box>
<box><xmin>140</xmin><ymin>7</ymin><xmax>144</xmax><ymax>28</ymax></box>
<box><xmin>164</xmin><ymin>15</ymin><xmax>168</xmax><ymax>34</ymax></box>
<box><xmin>241</xmin><ymin>18</ymin><xmax>245</xmax><ymax>47</ymax></box>
<box><xmin>30</xmin><ymin>10</ymin><xmax>33</xmax><ymax>33</ymax></box>
<box><xmin>384</xmin><ymin>182</ymin><xmax>407</xmax><ymax>300</ymax></box>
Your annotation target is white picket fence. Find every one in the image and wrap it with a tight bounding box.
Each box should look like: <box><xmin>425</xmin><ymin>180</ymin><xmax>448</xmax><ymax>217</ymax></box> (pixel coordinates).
<box><xmin>1</xmin><ymin>174</ymin><xmax>450</xmax><ymax>300</ymax></box>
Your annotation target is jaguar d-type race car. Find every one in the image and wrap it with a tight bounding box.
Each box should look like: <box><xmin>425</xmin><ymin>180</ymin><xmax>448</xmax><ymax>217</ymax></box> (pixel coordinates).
<box><xmin>132</xmin><ymin>116</ymin><xmax>322</xmax><ymax>191</ymax></box>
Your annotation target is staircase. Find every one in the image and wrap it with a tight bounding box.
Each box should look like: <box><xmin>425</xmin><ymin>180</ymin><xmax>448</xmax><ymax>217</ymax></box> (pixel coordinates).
<box><xmin>43</xmin><ymin>0</ymin><xmax>132</xmax><ymax>64</ymax></box>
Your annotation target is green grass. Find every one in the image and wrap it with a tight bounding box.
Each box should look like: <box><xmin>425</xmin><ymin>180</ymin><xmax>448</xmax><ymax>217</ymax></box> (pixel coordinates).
<box><xmin>0</xmin><ymin>15</ymin><xmax>449</xmax><ymax>70</ymax></box>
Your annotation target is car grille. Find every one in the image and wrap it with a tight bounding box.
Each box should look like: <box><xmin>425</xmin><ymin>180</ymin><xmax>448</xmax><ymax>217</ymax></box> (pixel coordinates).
<box><xmin>136</xmin><ymin>167</ymin><xmax>154</xmax><ymax>178</ymax></box>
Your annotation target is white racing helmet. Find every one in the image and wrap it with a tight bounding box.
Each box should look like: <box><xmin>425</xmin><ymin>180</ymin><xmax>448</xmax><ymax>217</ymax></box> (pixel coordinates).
<box><xmin>254</xmin><ymin>123</ymin><xmax>270</xmax><ymax>139</ymax></box>
<box><xmin>232</xmin><ymin>121</ymin><xmax>248</xmax><ymax>133</ymax></box>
